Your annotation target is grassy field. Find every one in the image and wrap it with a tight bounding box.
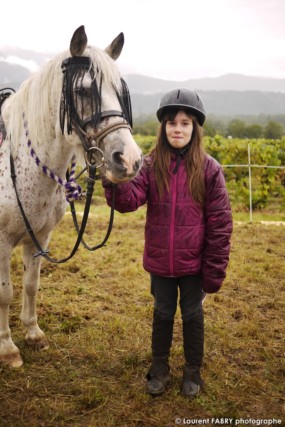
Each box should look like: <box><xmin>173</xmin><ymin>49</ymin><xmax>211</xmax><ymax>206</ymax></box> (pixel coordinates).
<box><xmin>0</xmin><ymin>195</ymin><xmax>284</xmax><ymax>426</ymax></box>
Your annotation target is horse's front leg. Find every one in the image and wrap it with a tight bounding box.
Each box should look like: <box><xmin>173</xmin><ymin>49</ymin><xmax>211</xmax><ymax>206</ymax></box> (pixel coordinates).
<box><xmin>0</xmin><ymin>243</ymin><xmax>23</xmax><ymax>367</ymax></box>
<box><xmin>20</xmin><ymin>239</ymin><xmax>49</xmax><ymax>350</ymax></box>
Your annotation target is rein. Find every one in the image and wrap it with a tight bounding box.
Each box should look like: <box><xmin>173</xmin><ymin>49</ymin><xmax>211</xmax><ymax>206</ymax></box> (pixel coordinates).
<box><xmin>68</xmin><ymin>173</ymin><xmax>116</xmax><ymax>252</ymax></box>
<box><xmin>9</xmin><ymin>110</ymin><xmax>118</xmax><ymax>263</ymax></box>
<box><xmin>10</xmin><ymin>153</ymin><xmax>116</xmax><ymax>263</ymax></box>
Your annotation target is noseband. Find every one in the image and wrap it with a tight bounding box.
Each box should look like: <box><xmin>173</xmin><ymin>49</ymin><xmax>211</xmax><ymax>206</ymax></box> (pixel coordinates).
<box><xmin>60</xmin><ymin>56</ymin><xmax>133</xmax><ymax>166</ymax></box>
<box><xmin>84</xmin><ymin>121</ymin><xmax>132</xmax><ymax>168</ymax></box>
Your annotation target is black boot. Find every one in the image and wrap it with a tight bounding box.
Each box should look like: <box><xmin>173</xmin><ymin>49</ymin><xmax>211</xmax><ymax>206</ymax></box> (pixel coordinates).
<box><xmin>146</xmin><ymin>310</ymin><xmax>174</xmax><ymax>396</ymax></box>
<box><xmin>182</xmin><ymin>364</ymin><xmax>204</xmax><ymax>397</ymax></box>
<box><xmin>182</xmin><ymin>310</ymin><xmax>204</xmax><ymax>397</ymax></box>
<box><xmin>146</xmin><ymin>357</ymin><xmax>171</xmax><ymax>396</ymax></box>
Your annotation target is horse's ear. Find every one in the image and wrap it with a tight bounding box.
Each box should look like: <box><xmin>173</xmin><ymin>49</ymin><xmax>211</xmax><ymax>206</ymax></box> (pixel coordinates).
<box><xmin>105</xmin><ymin>32</ymin><xmax>124</xmax><ymax>60</ymax></box>
<box><xmin>70</xmin><ymin>25</ymin><xmax>88</xmax><ymax>57</ymax></box>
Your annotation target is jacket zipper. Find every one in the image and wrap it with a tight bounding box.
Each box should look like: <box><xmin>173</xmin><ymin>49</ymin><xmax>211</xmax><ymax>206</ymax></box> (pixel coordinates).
<box><xmin>169</xmin><ymin>171</ymin><xmax>177</xmax><ymax>276</ymax></box>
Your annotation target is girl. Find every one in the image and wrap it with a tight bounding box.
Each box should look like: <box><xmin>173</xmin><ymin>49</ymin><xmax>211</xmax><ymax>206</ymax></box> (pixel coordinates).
<box><xmin>103</xmin><ymin>88</ymin><xmax>233</xmax><ymax>397</ymax></box>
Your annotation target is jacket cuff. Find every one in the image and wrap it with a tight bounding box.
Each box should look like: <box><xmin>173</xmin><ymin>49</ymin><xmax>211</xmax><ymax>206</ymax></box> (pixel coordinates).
<box><xmin>202</xmin><ymin>279</ymin><xmax>222</xmax><ymax>294</ymax></box>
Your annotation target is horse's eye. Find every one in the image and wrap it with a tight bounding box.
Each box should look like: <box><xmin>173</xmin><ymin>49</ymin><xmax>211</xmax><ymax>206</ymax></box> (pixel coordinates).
<box><xmin>76</xmin><ymin>87</ymin><xmax>90</xmax><ymax>97</ymax></box>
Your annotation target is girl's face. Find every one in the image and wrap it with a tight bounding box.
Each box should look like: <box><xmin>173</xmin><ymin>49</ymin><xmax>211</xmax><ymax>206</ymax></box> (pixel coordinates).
<box><xmin>165</xmin><ymin>110</ymin><xmax>193</xmax><ymax>149</ymax></box>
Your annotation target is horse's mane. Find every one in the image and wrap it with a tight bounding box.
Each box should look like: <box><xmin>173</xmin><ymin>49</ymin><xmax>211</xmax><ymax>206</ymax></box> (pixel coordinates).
<box><xmin>3</xmin><ymin>45</ymin><xmax>122</xmax><ymax>148</ymax></box>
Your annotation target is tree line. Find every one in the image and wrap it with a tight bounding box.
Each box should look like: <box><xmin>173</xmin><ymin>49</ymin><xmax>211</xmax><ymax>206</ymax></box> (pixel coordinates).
<box><xmin>205</xmin><ymin>119</ymin><xmax>284</xmax><ymax>139</ymax></box>
<box><xmin>133</xmin><ymin>116</ymin><xmax>285</xmax><ymax>140</ymax></box>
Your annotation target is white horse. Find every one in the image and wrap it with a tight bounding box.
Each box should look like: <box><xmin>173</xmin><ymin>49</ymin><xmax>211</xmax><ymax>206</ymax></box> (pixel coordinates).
<box><xmin>0</xmin><ymin>26</ymin><xmax>142</xmax><ymax>367</ymax></box>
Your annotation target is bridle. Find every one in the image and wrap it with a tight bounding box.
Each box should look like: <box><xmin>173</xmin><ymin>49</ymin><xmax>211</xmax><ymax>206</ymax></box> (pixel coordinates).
<box><xmin>8</xmin><ymin>55</ymin><xmax>134</xmax><ymax>263</ymax></box>
<box><xmin>60</xmin><ymin>56</ymin><xmax>133</xmax><ymax>165</ymax></box>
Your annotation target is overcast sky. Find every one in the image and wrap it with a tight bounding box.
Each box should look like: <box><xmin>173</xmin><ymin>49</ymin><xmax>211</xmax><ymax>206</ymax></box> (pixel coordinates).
<box><xmin>1</xmin><ymin>0</ymin><xmax>284</xmax><ymax>80</ymax></box>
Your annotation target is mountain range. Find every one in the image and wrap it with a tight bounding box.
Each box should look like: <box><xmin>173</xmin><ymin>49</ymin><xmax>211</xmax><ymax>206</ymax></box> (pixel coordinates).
<box><xmin>123</xmin><ymin>74</ymin><xmax>285</xmax><ymax>119</ymax></box>
<box><xmin>1</xmin><ymin>46</ymin><xmax>285</xmax><ymax>118</ymax></box>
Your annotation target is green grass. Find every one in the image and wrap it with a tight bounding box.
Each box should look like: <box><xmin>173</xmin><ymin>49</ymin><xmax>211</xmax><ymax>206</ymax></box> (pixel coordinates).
<box><xmin>0</xmin><ymin>196</ymin><xmax>284</xmax><ymax>426</ymax></box>
<box><xmin>233</xmin><ymin>210</ymin><xmax>285</xmax><ymax>222</ymax></box>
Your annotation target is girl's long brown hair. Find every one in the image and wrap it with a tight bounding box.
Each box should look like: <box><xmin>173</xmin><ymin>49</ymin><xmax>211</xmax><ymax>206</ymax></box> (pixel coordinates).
<box><xmin>150</xmin><ymin>109</ymin><xmax>206</xmax><ymax>206</ymax></box>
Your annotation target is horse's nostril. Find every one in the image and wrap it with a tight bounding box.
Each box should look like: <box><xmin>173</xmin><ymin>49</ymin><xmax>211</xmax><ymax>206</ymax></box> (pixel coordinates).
<box><xmin>134</xmin><ymin>159</ymin><xmax>140</xmax><ymax>172</ymax></box>
<box><xmin>112</xmin><ymin>151</ymin><xmax>123</xmax><ymax>164</ymax></box>
<box><xmin>134</xmin><ymin>153</ymin><xmax>143</xmax><ymax>172</ymax></box>
<box><xmin>112</xmin><ymin>151</ymin><xmax>126</xmax><ymax>171</ymax></box>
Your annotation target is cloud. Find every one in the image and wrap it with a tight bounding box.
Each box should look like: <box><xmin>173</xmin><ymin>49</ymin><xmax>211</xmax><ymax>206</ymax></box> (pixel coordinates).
<box><xmin>1</xmin><ymin>0</ymin><xmax>285</xmax><ymax>80</ymax></box>
<box><xmin>3</xmin><ymin>56</ymin><xmax>39</xmax><ymax>72</ymax></box>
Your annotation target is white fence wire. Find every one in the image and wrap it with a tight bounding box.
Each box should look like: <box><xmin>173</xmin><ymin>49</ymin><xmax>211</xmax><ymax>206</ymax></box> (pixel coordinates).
<box><xmin>221</xmin><ymin>142</ymin><xmax>285</xmax><ymax>222</ymax></box>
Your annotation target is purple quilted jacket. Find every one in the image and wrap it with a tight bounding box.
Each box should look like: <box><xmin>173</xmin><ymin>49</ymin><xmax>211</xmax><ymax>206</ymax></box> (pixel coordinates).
<box><xmin>103</xmin><ymin>154</ymin><xmax>232</xmax><ymax>293</ymax></box>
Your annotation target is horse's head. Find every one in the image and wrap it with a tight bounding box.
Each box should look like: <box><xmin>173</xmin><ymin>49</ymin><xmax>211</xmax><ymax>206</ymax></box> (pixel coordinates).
<box><xmin>60</xmin><ymin>26</ymin><xmax>142</xmax><ymax>183</ymax></box>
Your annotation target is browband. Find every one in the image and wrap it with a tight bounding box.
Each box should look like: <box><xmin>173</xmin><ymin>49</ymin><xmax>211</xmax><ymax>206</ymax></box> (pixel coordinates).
<box><xmin>61</xmin><ymin>56</ymin><xmax>91</xmax><ymax>71</ymax></box>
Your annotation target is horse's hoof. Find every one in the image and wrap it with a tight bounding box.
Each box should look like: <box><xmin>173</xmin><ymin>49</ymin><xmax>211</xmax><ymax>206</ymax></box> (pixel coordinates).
<box><xmin>25</xmin><ymin>336</ymin><xmax>49</xmax><ymax>351</ymax></box>
<box><xmin>0</xmin><ymin>352</ymin><xmax>23</xmax><ymax>368</ymax></box>
<box><xmin>10</xmin><ymin>355</ymin><xmax>24</xmax><ymax>368</ymax></box>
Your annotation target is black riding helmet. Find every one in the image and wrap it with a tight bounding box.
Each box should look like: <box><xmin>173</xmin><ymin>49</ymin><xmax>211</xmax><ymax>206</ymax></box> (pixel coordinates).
<box><xmin>156</xmin><ymin>88</ymin><xmax>206</xmax><ymax>126</ymax></box>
